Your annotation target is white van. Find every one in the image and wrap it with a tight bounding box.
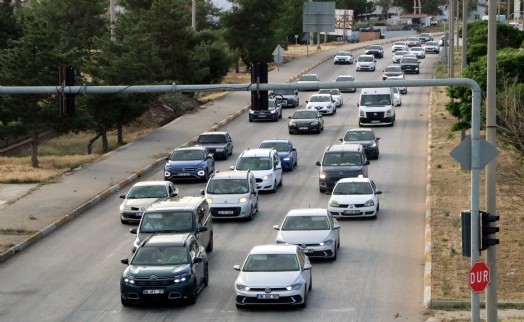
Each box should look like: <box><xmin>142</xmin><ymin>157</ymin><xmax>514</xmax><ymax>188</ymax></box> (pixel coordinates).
<box><xmin>357</xmin><ymin>88</ymin><xmax>396</xmax><ymax>127</ymax></box>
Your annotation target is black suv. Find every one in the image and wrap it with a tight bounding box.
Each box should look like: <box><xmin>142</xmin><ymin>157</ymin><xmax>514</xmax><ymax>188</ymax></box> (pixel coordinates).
<box><xmin>364</xmin><ymin>44</ymin><xmax>384</xmax><ymax>58</ymax></box>
<box><xmin>194</xmin><ymin>131</ymin><xmax>233</xmax><ymax>160</ymax></box>
<box><xmin>120</xmin><ymin>233</ymin><xmax>208</xmax><ymax>306</ymax></box>
<box><xmin>316</xmin><ymin>144</ymin><xmax>370</xmax><ymax>193</ymax></box>
<box><xmin>400</xmin><ymin>57</ymin><xmax>420</xmax><ymax>74</ymax></box>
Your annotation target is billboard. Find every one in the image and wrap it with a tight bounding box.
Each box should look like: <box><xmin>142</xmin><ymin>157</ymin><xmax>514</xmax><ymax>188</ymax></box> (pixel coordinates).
<box><xmin>330</xmin><ymin>9</ymin><xmax>354</xmax><ymax>36</ymax></box>
<box><xmin>303</xmin><ymin>2</ymin><xmax>336</xmax><ymax>33</ymax></box>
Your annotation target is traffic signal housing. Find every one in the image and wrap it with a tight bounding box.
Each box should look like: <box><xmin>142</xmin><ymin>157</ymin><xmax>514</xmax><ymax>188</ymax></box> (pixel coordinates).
<box><xmin>480</xmin><ymin>211</ymin><xmax>500</xmax><ymax>251</ymax></box>
<box><xmin>250</xmin><ymin>63</ymin><xmax>268</xmax><ymax>111</ymax></box>
<box><xmin>64</xmin><ymin>66</ymin><xmax>76</xmax><ymax>116</ymax></box>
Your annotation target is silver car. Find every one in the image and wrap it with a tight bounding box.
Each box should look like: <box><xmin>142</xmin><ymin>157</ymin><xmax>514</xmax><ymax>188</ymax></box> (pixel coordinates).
<box><xmin>233</xmin><ymin>244</ymin><xmax>312</xmax><ymax>308</ymax></box>
<box><xmin>119</xmin><ymin>181</ymin><xmax>178</xmax><ymax>224</ymax></box>
<box><xmin>274</xmin><ymin>208</ymin><xmax>341</xmax><ymax>260</ymax></box>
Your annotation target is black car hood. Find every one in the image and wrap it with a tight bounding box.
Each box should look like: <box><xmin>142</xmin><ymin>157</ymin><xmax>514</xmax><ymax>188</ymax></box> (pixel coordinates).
<box><xmin>321</xmin><ymin>165</ymin><xmax>365</xmax><ymax>174</ymax></box>
<box><xmin>125</xmin><ymin>264</ymin><xmax>191</xmax><ymax>277</ymax></box>
<box><xmin>196</xmin><ymin>143</ymin><xmax>227</xmax><ymax>149</ymax></box>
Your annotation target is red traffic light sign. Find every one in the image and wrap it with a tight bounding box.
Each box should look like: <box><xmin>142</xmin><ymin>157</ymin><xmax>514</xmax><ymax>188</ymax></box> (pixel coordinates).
<box><xmin>469</xmin><ymin>261</ymin><xmax>490</xmax><ymax>293</ymax></box>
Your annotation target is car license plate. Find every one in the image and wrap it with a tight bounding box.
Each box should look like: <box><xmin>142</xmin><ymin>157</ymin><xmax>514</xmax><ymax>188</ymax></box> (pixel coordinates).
<box><xmin>257</xmin><ymin>294</ymin><xmax>279</xmax><ymax>299</ymax></box>
<box><xmin>143</xmin><ymin>289</ymin><xmax>164</xmax><ymax>295</ymax></box>
<box><xmin>177</xmin><ymin>173</ymin><xmax>191</xmax><ymax>176</ymax></box>
<box><xmin>303</xmin><ymin>249</ymin><xmax>313</xmax><ymax>253</ymax></box>
<box><xmin>218</xmin><ymin>210</ymin><xmax>234</xmax><ymax>215</ymax></box>
<box><xmin>371</xmin><ymin>120</ymin><xmax>380</xmax><ymax>123</ymax></box>
<box><xmin>343</xmin><ymin>210</ymin><xmax>360</xmax><ymax>215</ymax></box>
<box><xmin>299</xmin><ymin>127</ymin><xmax>308</xmax><ymax>130</ymax></box>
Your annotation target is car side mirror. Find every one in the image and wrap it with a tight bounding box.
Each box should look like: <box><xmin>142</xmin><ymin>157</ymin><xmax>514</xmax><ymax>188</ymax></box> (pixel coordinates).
<box><xmin>288</xmin><ymin>116</ymin><xmax>292</xmax><ymax>119</ymax></box>
<box><xmin>233</xmin><ymin>265</ymin><xmax>241</xmax><ymax>271</ymax></box>
<box><xmin>356</xmin><ymin>102</ymin><xmax>360</xmax><ymax>107</ymax></box>
<box><xmin>121</xmin><ymin>258</ymin><xmax>129</xmax><ymax>265</ymax></box>
<box><xmin>333</xmin><ymin>223</ymin><xmax>341</xmax><ymax>230</ymax></box>
<box><xmin>200</xmin><ymin>188</ymin><xmax>205</xmax><ymax>195</ymax></box>
<box><xmin>365</xmin><ymin>160</ymin><xmax>370</xmax><ymax>165</ymax></box>
<box><xmin>192</xmin><ymin>138</ymin><xmax>198</xmax><ymax>144</ymax></box>
<box><xmin>129</xmin><ymin>228</ymin><xmax>137</xmax><ymax>234</ymax></box>
<box><xmin>119</xmin><ymin>194</ymin><xmax>126</xmax><ymax>199</ymax></box>
<box><xmin>316</xmin><ymin>161</ymin><xmax>321</xmax><ymax>166</ymax></box>
<box><xmin>305</xmin><ymin>100</ymin><xmax>309</xmax><ymax>103</ymax></box>
<box><xmin>198</xmin><ymin>226</ymin><xmax>208</xmax><ymax>232</ymax></box>
<box><xmin>164</xmin><ymin>157</ymin><xmax>169</xmax><ymax>161</ymax></box>
<box><xmin>376</xmin><ymin>191</ymin><xmax>383</xmax><ymax>195</ymax></box>
<box><xmin>230</xmin><ymin>165</ymin><xmax>235</xmax><ymax>170</ymax></box>
<box><xmin>376</xmin><ymin>137</ymin><xmax>381</xmax><ymax>141</ymax></box>
<box><xmin>304</xmin><ymin>263</ymin><xmax>312</xmax><ymax>270</ymax></box>
<box><xmin>193</xmin><ymin>257</ymin><xmax>203</xmax><ymax>264</ymax></box>
<box><xmin>339</xmin><ymin>138</ymin><xmax>343</xmax><ymax>142</ymax></box>
<box><xmin>273</xmin><ymin>225</ymin><xmax>280</xmax><ymax>230</ymax></box>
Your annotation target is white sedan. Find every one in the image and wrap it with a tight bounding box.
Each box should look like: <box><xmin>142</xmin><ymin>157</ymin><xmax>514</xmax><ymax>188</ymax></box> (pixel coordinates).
<box><xmin>274</xmin><ymin>208</ymin><xmax>341</xmax><ymax>260</ymax></box>
<box><xmin>318</xmin><ymin>88</ymin><xmax>343</xmax><ymax>107</ymax></box>
<box><xmin>233</xmin><ymin>244</ymin><xmax>312</xmax><ymax>308</ymax></box>
<box><xmin>305</xmin><ymin>93</ymin><xmax>336</xmax><ymax>115</ymax></box>
<box><xmin>327</xmin><ymin>177</ymin><xmax>382</xmax><ymax>219</ymax></box>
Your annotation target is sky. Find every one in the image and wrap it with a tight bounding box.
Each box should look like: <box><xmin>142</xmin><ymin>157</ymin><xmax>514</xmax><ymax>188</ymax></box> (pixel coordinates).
<box><xmin>212</xmin><ymin>0</ymin><xmax>232</xmax><ymax>10</ymax></box>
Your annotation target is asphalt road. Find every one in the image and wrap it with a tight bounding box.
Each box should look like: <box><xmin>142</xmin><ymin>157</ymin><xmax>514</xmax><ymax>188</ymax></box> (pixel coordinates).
<box><xmin>0</xmin><ymin>47</ymin><xmax>439</xmax><ymax>322</ymax></box>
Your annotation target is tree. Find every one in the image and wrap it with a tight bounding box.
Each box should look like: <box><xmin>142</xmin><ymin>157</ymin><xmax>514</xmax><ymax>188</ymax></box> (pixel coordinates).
<box><xmin>0</xmin><ymin>0</ymin><xmax>22</xmax><ymax>50</ymax></box>
<box><xmin>336</xmin><ymin>0</ymin><xmax>375</xmax><ymax>24</ymax></box>
<box><xmin>467</xmin><ymin>20</ymin><xmax>524</xmax><ymax>63</ymax></box>
<box><xmin>222</xmin><ymin>0</ymin><xmax>289</xmax><ymax>67</ymax></box>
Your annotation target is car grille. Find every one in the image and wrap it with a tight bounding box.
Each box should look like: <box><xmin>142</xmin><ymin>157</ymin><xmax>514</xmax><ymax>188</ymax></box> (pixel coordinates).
<box><xmin>237</xmin><ymin>295</ymin><xmax>304</xmax><ymax>305</ymax></box>
<box><xmin>365</xmin><ymin>111</ymin><xmax>385</xmax><ymax>120</ymax></box>
<box><xmin>168</xmin><ymin>167</ymin><xmax>197</xmax><ymax>172</ymax></box>
<box><xmin>255</xmin><ymin>178</ymin><xmax>263</xmax><ymax>183</ymax></box>
<box><xmin>134</xmin><ymin>275</ymin><xmax>175</xmax><ymax>286</ymax></box>
<box><xmin>294</xmin><ymin>121</ymin><xmax>313</xmax><ymax>126</ymax></box>
<box><xmin>334</xmin><ymin>203</ymin><xmax>366</xmax><ymax>208</ymax></box>
<box><xmin>211</xmin><ymin>207</ymin><xmax>241</xmax><ymax>217</ymax></box>
<box><xmin>247</xmin><ymin>287</ymin><xmax>287</xmax><ymax>292</ymax></box>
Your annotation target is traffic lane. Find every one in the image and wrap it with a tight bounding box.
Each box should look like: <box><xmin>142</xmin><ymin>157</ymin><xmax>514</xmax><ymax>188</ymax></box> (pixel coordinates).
<box><xmin>0</xmin><ymin>55</ymin><xmax>436</xmax><ymax>321</ymax></box>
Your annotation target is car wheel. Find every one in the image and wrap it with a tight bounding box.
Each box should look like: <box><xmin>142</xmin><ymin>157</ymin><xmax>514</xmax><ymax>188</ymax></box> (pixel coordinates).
<box><xmin>278</xmin><ymin>175</ymin><xmax>283</xmax><ymax>187</ymax></box>
<box><xmin>121</xmin><ymin>296</ymin><xmax>132</xmax><ymax>307</ymax></box>
<box><xmin>377</xmin><ymin>203</ymin><xmax>380</xmax><ymax>213</ymax></box>
<box><xmin>271</xmin><ymin>180</ymin><xmax>277</xmax><ymax>193</ymax></box>
<box><xmin>316</xmin><ymin>127</ymin><xmax>321</xmax><ymax>134</ymax></box>
<box><xmin>333</xmin><ymin>108</ymin><xmax>336</xmax><ymax>115</ymax></box>
<box><xmin>204</xmin><ymin>264</ymin><xmax>209</xmax><ymax>287</ymax></box>
<box><xmin>331</xmin><ymin>245</ymin><xmax>337</xmax><ymax>261</ymax></box>
<box><xmin>249</xmin><ymin>119</ymin><xmax>253</xmax><ymax>122</ymax></box>
<box><xmin>187</xmin><ymin>282</ymin><xmax>198</xmax><ymax>305</ymax></box>
<box><xmin>337</xmin><ymin>236</ymin><xmax>340</xmax><ymax>249</ymax></box>
<box><xmin>300</xmin><ymin>289</ymin><xmax>308</xmax><ymax>308</ymax></box>
<box><xmin>206</xmin><ymin>232</ymin><xmax>214</xmax><ymax>252</ymax></box>
<box><xmin>319</xmin><ymin>187</ymin><xmax>326</xmax><ymax>193</ymax></box>
<box><xmin>308</xmin><ymin>274</ymin><xmax>313</xmax><ymax>291</ymax></box>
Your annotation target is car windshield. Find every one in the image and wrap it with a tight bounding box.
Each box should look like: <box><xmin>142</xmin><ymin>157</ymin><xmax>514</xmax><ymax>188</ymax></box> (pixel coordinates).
<box><xmin>207</xmin><ymin>179</ymin><xmax>249</xmax><ymax>194</ymax></box>
<box><xmin>395</xmin><ymin>51</ymin><xmax>408</xmax><ymax>56</ymax></box>
<box><xmin>319</xmin><ymin>89</ymin><xmax>340</xmax><ymax>95</ymax></box>
<box><xmin>197</xmin><ymin>134</ymin><xmax>226</xmax><ymax>144</ymax></box>
<box><xmin>259</xmin><ymin>142</ymin><xmax>289</xmax><ymax>152</ymax></box>
<box><xmin>243</xmin><ymin>254</ymin><xmax>299</xmax><ymax>272</ymax></box>
<box><xmin>333</xmin><ymin>182</ymin><xmax>374</xmax><ymax>195</ymax></box>
<box><xmin>170</xmin><ymin>150</ymin><xmax>204</xmax><ymax>161</ymax></box>
<box><xmin>344</xmin><ymin>131</ymin><xmax>375</xmax><ymax>141</ymax></box>
<box><xmin>299</xmin><ymin>75</ymin><xmax>318</xmax><ymax>81</ymax></box>
<box><xmin>394</xmin><ymin>42</ymin><xmax>405</xmax><ymax>46</ymax></box>
<box><xmin>402</xmin><ymin>58</ymin><xmax>418</xmax><ymax>64</ymax></box>
<box><xmin>385</xmin><ymin>66</ymin><xmax>401</xmax><ymax>72</ymax></box>
<box><xmin>131</xmin><ymin>246</ymin><xmax>189</xmax><ymax>266</ymax></box>
<box><xmin>322</xmin><ymin>152</ymin><xmax>361</xmax><ymax>166</ymax></box>
<box><xmin>272</xmin><ymin>89</ymin><xmax>294</xmax><ymax>95</ymax></box>
<box><xmin>268</xmin><ymin>100</ymin><xmax>278</xmax><ymax>108</ymax></box>
<box><xmin>236</xmin><ymin>157</ymin><xmax>272</xmax><ymax>171</ymax></box>
<box><xmin>359</xmin><ymin>56</ymin><xmax>374</xmax><ymax>62</ymax></box>
<box><xmin>368</xmin><ymin>45</ymin><xmax>381</xmax><ymax>49</ymax></box>
<box><xmin>336</xmin><ymin>51</ymin><xmax>351</xmax><ymax>56</ymax></box>
<box><xmin>426</xmin><ymin>41</ymin><xmax>438</xmax><ymax>46</ymax></box>
<box><xmin>411</xmin><ymin>47</ymin><xmax>423</xmax><ymax>51</ymax></box>
<box><xmin>309</xmin><ymin>95</ymin><xmax>331</xmax><ymax>102</ymax></box>
<box><xmin>127</xmin><ymin>185</ymin><xmax>167</xmax><ymax>199</ymax></box>
<box><xmin>281</xmin><ymin>215</ymin><xmax>330</xmax><ymax>231</ymax></box>
<box><xmin>336</xmin><ymin>76</ymin><xmax>354</xmax><ymax>82</ymax></box>
<box><xmin>360</xmin><ymin>94</ymin><xmax>391</xmax><ymax>106</ymax></box>
<box><xmin>408</xmin><ymin>38</ymin><xmax>419</xmax><ymax>41</ymax></box>
<box><xmin>140</xmin><ymin>211</ymin><xmax>194</xmax><ymax>233</ymax></box>
<box><xmin>292</xmin><ymin>111</ymin><xmax>318</xmax><ymax>119</ymax></box>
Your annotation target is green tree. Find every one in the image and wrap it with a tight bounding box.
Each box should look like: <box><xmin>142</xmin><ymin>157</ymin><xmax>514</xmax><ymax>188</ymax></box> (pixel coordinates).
<box><xmin>0</xmin><ymin>0</ymin><xmax>22</xmax><ymax>50</ymax></box>
<box><xmin>336</xmin><ymin>0</ymin><xmax>374</xmax><ymax>24</ymax></box>
<box><xmin>467</xmin><ymin>21</ymin><xmax>524</xmax><ymax>63</ymax></box>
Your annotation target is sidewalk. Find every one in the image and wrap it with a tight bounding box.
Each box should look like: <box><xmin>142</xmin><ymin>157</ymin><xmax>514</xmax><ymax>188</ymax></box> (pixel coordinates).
<box><xmin>2</xmin><ymin>40</ymin><xmax>407</xmax><ymax>262</ymax></box>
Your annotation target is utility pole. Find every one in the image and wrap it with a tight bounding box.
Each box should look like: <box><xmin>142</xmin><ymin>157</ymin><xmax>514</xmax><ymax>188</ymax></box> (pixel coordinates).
<box><xmin>462</xmin><ymin>0</ymin><xmax>468</xmax><ymax>71</ymax></box>
<box><xmin>449</xmin><ymin>0</ymin><xmax>455</xmax><ymax>78</ymax></box>
<box><xmin>486</xmin><ymin>0</ymin><xmax>498</xmax><ymax>318</ymax></box>
<box><xmin>110</xmin><ymin>0</ymin><xmax>116</xmax><ymax>41</ymax></box>
<box><xmin>191</xmin><ymin>0</ymin><xmax>196</xmax><ymax>31</ymax></box>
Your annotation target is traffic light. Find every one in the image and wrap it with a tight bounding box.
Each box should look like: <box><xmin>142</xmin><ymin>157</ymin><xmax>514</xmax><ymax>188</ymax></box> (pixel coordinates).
<box><xmin>461</xmin><ymin>211</ymin><xmax>474</xmax><ymax>257</ymax></box>
<box><xmin>250</xmin><ymin>63</ymin><xmax>268</xmax><ymax>111</ymax></box>
<box><xmin>480</xmin><ymin>211</ymin><xmax>500</xmax><ymax>251</ymax></box>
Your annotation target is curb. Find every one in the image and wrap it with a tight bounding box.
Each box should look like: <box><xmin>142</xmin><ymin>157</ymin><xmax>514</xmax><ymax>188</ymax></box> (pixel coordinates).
<box><xmin>423</xmin><ymin>88</ymin><xmax>434</xmax><ymax>308</ymax></box>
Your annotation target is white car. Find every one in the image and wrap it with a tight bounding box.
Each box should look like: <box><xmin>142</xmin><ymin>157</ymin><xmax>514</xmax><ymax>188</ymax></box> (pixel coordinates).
<box><xmin>384</xmin><ymin>75</ymin><xmax>407</xmax><ymax>94</ymax></box>
<box><xmin>297</xmin><ymin>74</ymin><xmax>319</xmax><ymax>91</ymax></box>
<box><xmin>333</xmin><ymin>50</ymin><xmax>353</xmax><ymax>64</ymax></box>
<box><xmin>334</xmin><ymin>75</ymin><xmax>356</xmax><ymax>93</ymax></box>
<box><xmin>230</xmin><ymin>148</ymin><xmax>283</xmax><ymax>193</ymax></box>
<box><xmin>318</xmin><ymin>88</ymin><xmax>343</xmax><ymax>107</ymax></box>
<box><xmin>424</xmin><ymin>41</ymin><xmax>440</xmax><ymax>54</ymax></box>
<box><xmin>392</xmin><ymin>50</ymin><xmax>409</xmax><ymax>63</ymax></box>
<box><xmin>233</xmin><ymin>244</ymin><xmax>312</xmax><ymax>308</ymax></box>
<box><xmin>306</xmin><ymin>93</ymin><xmax>336</xmax><ymax>115</ymax></box>
<box><xmin>355</xmin><ymin>54</ymin><xmax>376</xmax><ymax>71</ymax></box>
<box><xmin>327</xmin><ymin>177</ymin><xmax>382</xmax><ymax>219</ymax></box>
<box><xmin>406</xmin><ymin>37</ymin><xmax>422</xmax><ymax>47</ymax></box>
<box><xmin>392</xmin><ymin>87</ymin><xmax>402</xmax><ymax>107</ymax></box>
<box><xmin>274</xmin><ymin>208</ymin><xmax>341</xmax><ymax>260</ymax></box>
<box><xmin>391</xmin><ymin>41</ymin><xmax>408</xmax><ymax>52</ymax></box>
<box><xmin>409</xmin><ymin>46</ymin><xmax>426</xmax><ymax>59</ymax></box>
<box><xmin>119</xmin><ymin>181</ymin><xmax>179</xmax><ymax>224</ymax></box>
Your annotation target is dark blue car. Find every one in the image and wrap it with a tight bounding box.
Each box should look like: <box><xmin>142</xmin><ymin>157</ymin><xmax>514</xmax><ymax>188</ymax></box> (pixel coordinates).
<box><xmin>259</xmin><ymin>139</ymin><xmax>298</xmax><ymax>171</ymax></box>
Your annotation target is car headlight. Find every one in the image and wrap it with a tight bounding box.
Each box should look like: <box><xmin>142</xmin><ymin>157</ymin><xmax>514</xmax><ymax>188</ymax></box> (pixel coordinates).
<box><xmin>311</xmin><ymin>120</ymin><xmax>319</xmax><ymax>125</ymax></box>
<box><xmin>385</xmin><ymin>109</ymin><xmax>392</xmax><ymax>116</ymax></box>
<box><xmin>319</xmin><ymin>172</ymin><xmax>327</xmax><ymax>179</ymax></box>
<box><xmin>360</xmin><ymin>110</ymin><xmax>365</xmax><ymax>117</ymax></box>
<box><xmin>262</xmin><ymin>174</ymin><xmax>272</xmax><ymax>181</ymax></box>
<box><xmin>216</xmin><ymin>148</ymin><xmax>224</xmax><ymax>152</ymax></box>
<box><xmin>174</xmin><ymin>273</ymin><xmax>190</xmax><ymax>283</ymax></box>
<box><xmin>249</xmin><ymin>110</ymin><xmax>255</xmax><ymax>114</ymax></box>
<box><xmin>270</xmin><ymin>110</ymin><xmax>276</xmax><ymax>114</ymax></box>
<box><xmin>283</xmin><ymin>157</ymin><xmax>290</xmax><ymax>161</ymax></box>
<box><xmin>328</xmin><ymin>199</ymin><xmax>339</xmax><ymax>207</ymax></box>
<box><xmin>364</xmin><ymin>199</ymin><xmax>375</xmax><ymax>207</ymax></box>
<box><xmin>122</xmin><ymin>205</ymin><xmax>131</xmax><ymax>211</ymax></box>
<box><xmin>238</xmin><ymin>197</ymin><xmax>248</xmax><ymax>203</ymax></box>
<box><xmin>370</xmin><ymin>142</ymin><xmax>377</xmax><ymax>147</ymax></box>
<box><xmin>415</xmin><ymin>67</ymin><xmax>419</xmax><ymax>70</ymax></box>
<box><xmin>289</xmin><ymin>121</ymin><xmax>296</xmax><ymax>126</ymax></box>
<box><xmin>164</xmin><ymin>171</ymin><xmax>171</xmax><ymax>176</ymax></box>
<box><xmin>197</xmin><ymin>170</ymin><xmax>206</xmax><ymax>176</ymax></box>
<box><xmin>286</xmin><ymin>283</ymin><xmax>303</xmax><ymax>291</ymax></box>
<box><xmin>123</xmin><ymin>274</ymin><xmax>135</xmax><ymax>284</ymax></box>
<box><xmin>236</xmin><ymin>283</ymin><xmax>250</xmax><ymax>291</ymax></box>
<box><xmin>320</xmin><ymin>239</ymin><xmax>334</xmax><ymax>246</ymax></box>
<box><xmin>206</xmin><ymin>197</ymin><xmax>213</xmax><ymax>204</ymax></box>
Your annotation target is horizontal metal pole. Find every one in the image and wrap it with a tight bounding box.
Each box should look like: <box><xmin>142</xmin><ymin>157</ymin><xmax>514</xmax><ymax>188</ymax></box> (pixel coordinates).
<box><xmin>0</xmin><ymin>78</ymin><xmax>480</xmax><ymax>94</ymax></box>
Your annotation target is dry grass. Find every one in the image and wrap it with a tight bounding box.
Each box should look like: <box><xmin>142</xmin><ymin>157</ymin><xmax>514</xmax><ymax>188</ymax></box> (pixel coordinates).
<box><xmin>429</xmin><ymin>68</ymin><xmax>524</xmax><ymax>303</ymax></box>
